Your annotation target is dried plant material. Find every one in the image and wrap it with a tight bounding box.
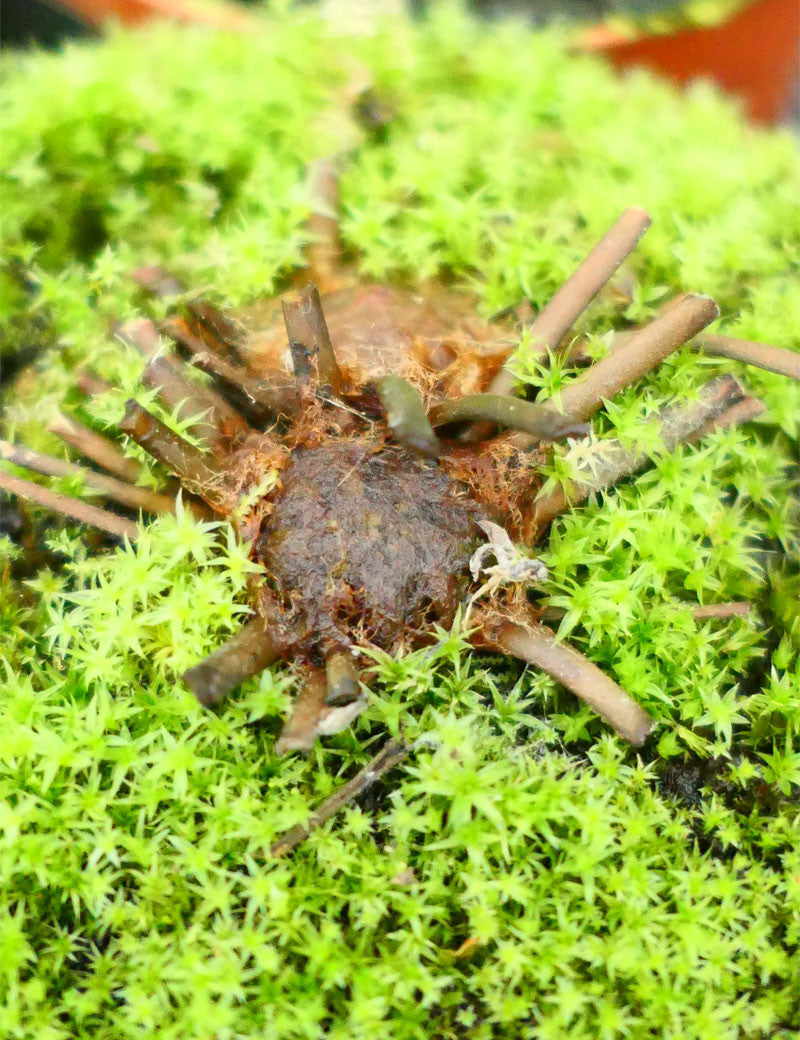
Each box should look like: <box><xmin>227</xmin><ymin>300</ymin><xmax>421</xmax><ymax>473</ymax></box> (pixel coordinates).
<box><xmin>142</xmin><ymin>355</ymin><xmax>250</xmax><ymax>452</ymax></box>
<box><xmin>162</xmin><ymin>316</ymin><xmax>298</xmax><ymax>423</ymax></box>
<box><xmin>695</xmin><ymin>334</ymin><xmax>800</xmax><ymax>381</ymax></box>
<box><xmin>0</xmin><ymin>469</ymin><xmax>138</xmax><ymax>541</ymax></box>
<box><xmin>75</xmin><ymin>370</ymin><xmax>112</xmax><ymax>397</ymax></box>
<box><xmin>270</xmin><ymin>739</ymin><xmax>409</xmax><ymax>856</ymax></box>
<box><xmin>476</xmin><ymin>608</ymin><xmax>655</xmax><ymax>746</ymax></box>
<box><xmin>451</xmin><ymin>936</ymin><xmax>485</xmax><ymax>960</ymax></box>
<box><xmin>49</xmin><ymin>412</ymin><xmax>143</xmax><ymax>484</ymax></box>
<box><xmin>467</xmin><ymin>519</ymin><xmax>547</xmax><ymax>618</ymax></box>
<box><xmin>528</xmin><ymin>375</ymin><xmax>746</xmax><ymax>535</ymax></box>
<box><xmin>556</xmin><ymin>294</ymin><xmax>720</xmax><ymax>420</ymax></box>
<box><xmin>686</xmin><ymin>395</ymin><xmax>766</xmax><ymax>443</ymax></box>
<box><xmin>692</xmin><ymin>602</ymin><xmax>753</xmax><ymax>621</ymax></box>
<box><xmin>183</xmin><ymin>616</ymin><xmax>289</xmax><ymax>707</ymax></box>
<box><xmin>281</xmin><ymin>284</ymin><xmax>344</xmax><ymax>395</ymax></box>
<box><xmin>489</xmin><ymin>207</ymin><xmax>652</xmax><ymax>398</ymax></box>
<box><xmin>119</xmin><ymin>400</ymin><xmax>235</xmax><ymax>513</ymax></box>
<box><xmin>305</xmin><ymin>157</ymin><xmax>342</xmax><ymax>294</ymax></box>
<box><xmin>0</xmin><ymin>440</ymin><xmax>177</xmax><ymax>516</ymax></box>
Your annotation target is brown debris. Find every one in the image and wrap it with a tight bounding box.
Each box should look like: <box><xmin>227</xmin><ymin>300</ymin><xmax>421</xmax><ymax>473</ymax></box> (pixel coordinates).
<box><xmin>183</xmin><ymin>615</ymin><xmax>290</xmax><ymax>707</ymax></box>
<box><xmin>696</xmin><ymin>334</ymin><xmax>800</xmax><ymax>381</ymax></box>
<box><xmin>141</xmin><ymin>355</ymin><xmax>250</xmax><ymax>452</ymax></box>
<box><xmin>692</xmin><ymin>602</ymin><xmax>752</xmax><ymax>621</ymax></box>
<box><xmin>256</xmin><ymin>438</ymin><xmax>480</xmax><ymax>653</ymax></box>
<box><xmin>281</xmin><ymin>283</ymin><xmax>345</xmax><ymax>396</ymax></box>
<box><xmin>119</xmin><ymin>400</ymin><xmax>235</xmax><ymax>514</ymax></box>
<box><xmin>162</xmin><ymin>315</ymin><xmax>298</xmax><ymax>423</ymax></box>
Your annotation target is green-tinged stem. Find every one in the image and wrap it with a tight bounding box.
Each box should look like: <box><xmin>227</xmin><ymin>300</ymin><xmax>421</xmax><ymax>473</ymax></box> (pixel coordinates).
<box><xmin>377</xmin><ymin>376</ymin><xmax>442</xmax><ymax>457</ymax></box>
<box><xmin>430</xmin><ymin>393</ymin><xmax>588</xmax><ymax>442</ymax></box>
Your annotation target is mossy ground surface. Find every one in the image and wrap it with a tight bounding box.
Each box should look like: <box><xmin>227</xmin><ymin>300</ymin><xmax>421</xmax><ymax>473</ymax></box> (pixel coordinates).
<box><xmin>1</xmin><ymin>8</ymin><xmax>799</xmax><ymax>1039</ymax></box>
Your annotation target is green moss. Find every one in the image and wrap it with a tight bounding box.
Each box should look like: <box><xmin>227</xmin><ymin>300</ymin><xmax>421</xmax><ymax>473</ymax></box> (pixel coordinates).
<box><xmin>0</xmin><ymin>7</ymin><xmax>798</xmax><ymax>1038</ymax></box>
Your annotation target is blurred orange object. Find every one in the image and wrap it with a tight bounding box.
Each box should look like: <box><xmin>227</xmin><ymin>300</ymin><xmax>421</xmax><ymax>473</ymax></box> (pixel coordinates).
<box><xmin>52</xmin><ymin>0</ymin><xmax>798</xmax><ymax>124</ymax></box>
<box><xmin>578</xmin><ymin>0</ymin><xmax>799</xmax><ymax>124</ymax></box>
<box><xmin>55</xmin><ymin>0</ymin><xmax>254</xmax><ymax>31</ymax></box>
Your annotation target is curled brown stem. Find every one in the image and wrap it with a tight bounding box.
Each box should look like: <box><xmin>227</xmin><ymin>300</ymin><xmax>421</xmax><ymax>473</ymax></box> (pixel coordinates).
<box><xmin>695</xmin><ymin>334</ymin><xmax>800</xmax><ymax>381</ymax></box>
<box><xmin>377</xmin><ymin>376</ymin><xmax>442</xmax><ymax>458</ymax></box>
<box><xmin>49</xmin><ymin>412</ymin><xmax>143</xmax><ymax>484</ymax></box>
<box><xmin>163</xmin><ymin>316</ymin><xmax>298</xmax><ymax>423</ymax></box>
<box><xmin>325</xmin><ymin>651</ymin><xmax>361</xmax><ymax>706</ymax></box>
<box><xmin>430</xmin><ymin>393</ymin><xmax>589</xmax><ymax>442</ymax></box>
<box><xmin>142</xmin><ymin>355</ymin><xmax>249</xmax><ymax>451</ymax></box>
<box><xmin>0</xmin><ymin>440</ymin><xmax>176</xmax><ymax>516</ymax></box>
<box><xmin>183</xmin><ymin>616</ymin><xmax>286</xmax><ymax>707</ymax></box>
<box><xmin>0</xmin><ymin>469</ymin><xmax>138</xmax><ymax>541</ymax></box>
<box><xmin>270</xmin><ymin>738</ymin><xmax>409</xmax><ymax>856</ymax></box>
<box><xmin>475</xmin><ymin>608</ymin><xmax>654</xmax><ymax>745</ymax></box>
<box><xmin>119</xmin><ymin>400</ymin><xmax>233</xmax><ymax>513</ymax></box>
<box><xmin>692</xmin><ymin>602</ymin><xmax>752</xmax><ymax>621</ymax></box>
<box><xmin>528</xmin><ymin>374</ymin><xmax>746</xmax><ymax>535</ymax></box>
<box><xmin>281</xmin><ymin>284</ymin><xmax>344</xmax><ymax>396</ymax></box>
<box><xmin>274</xmin><ymin>668</ymin><xmax>329</xmax><ymax>756</ymax></box>
<box><xmin>489</xmin><ymin>207</ymin><xmax>652</xmax><ymax>398</ymax></box>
